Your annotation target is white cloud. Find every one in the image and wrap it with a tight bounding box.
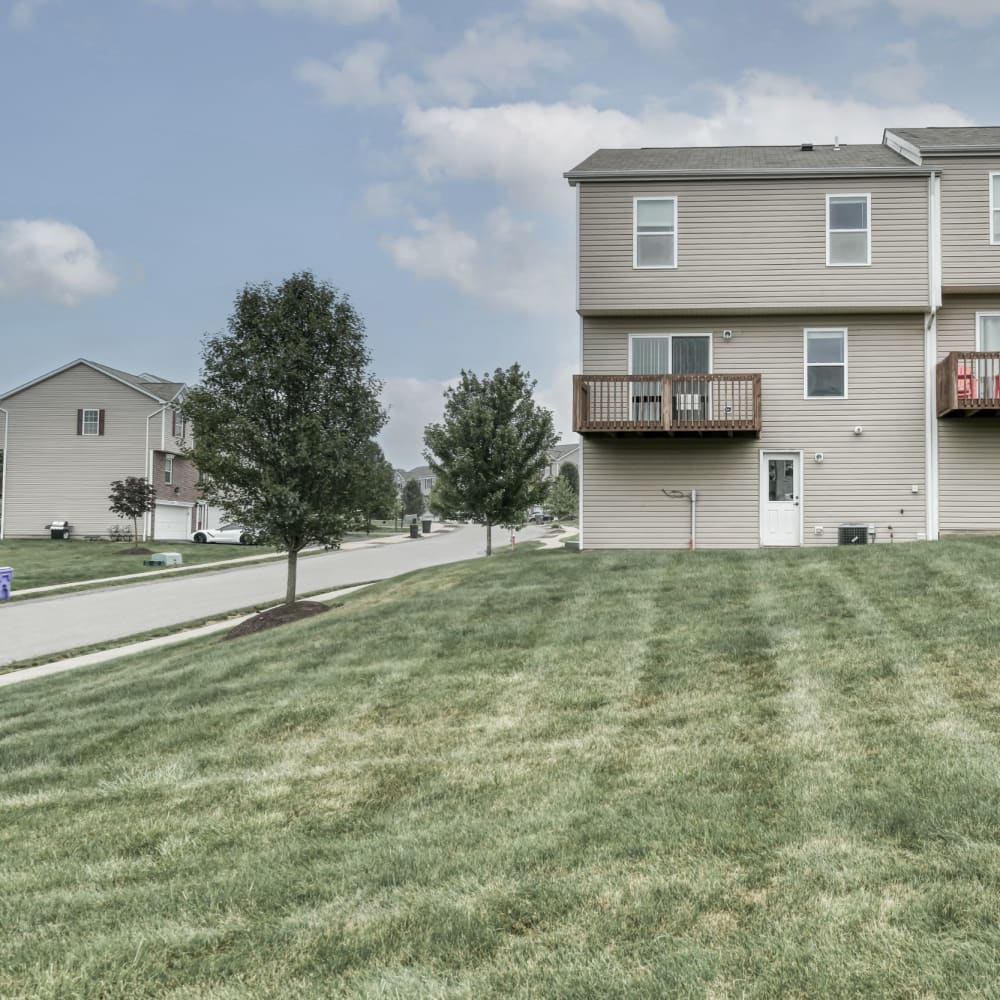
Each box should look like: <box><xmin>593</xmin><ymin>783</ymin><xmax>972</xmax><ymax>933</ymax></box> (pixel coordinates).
<box><xmin>256</xmin><ymin>0</ymin><xmax>396</xmax><ymax>18</ymax></box>
<box><xmin>424</xmin><ymin>19</ymin><xmax>570</xmax><ymax>105</ymax></box>
<box><xmin>859</xmin><ymin>39</ymin><xmax>927</xmax><ymax>103</ymax></box>
<box><xmin>147</xmin><ymin>0</ymin><xmax>397</xmax><ymax>21</ymax></box>
<box><xmin>800</xmin><ymin>0</ymin><xmax>1000</xmax><ymax>23</ymax></box>
<box><xmin>0</xmin><ymin>220</ymin><xmax>119</xmax><ymax>306</ymax></box>
<box><xmin>9</xmin><ymin>0</ymin><xmax>48</xmax><ymax>28</ymax></box>
<box><xmin>378</xmin><ymin>375</ymin><xmax>457</xmax><ymax>467</ymax></box>
<box><xmin>296</xmin><ymin>42</ymin><xmax>414</xmax><ymax>107</ymax></box>
<box><xmin>401</xmin><ymin>72</ymin><xmax>970</xmax><ymax>208</ymax></box>
<box><xmin>526</xmin><ymin>0</ymin><xmax>676</xmax><ymax>47</ymax></box>
<box><xmin>382</xmin><ymin>208</ymin><xmax>573</xmax><ymax>317</ymax></box>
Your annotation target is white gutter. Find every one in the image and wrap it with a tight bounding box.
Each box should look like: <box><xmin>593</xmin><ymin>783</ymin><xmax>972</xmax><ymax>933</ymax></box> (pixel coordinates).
<box><xmin>0</xmin><ymin>406</ymin><xmax>8</xmax><ymax>540</ymax></box>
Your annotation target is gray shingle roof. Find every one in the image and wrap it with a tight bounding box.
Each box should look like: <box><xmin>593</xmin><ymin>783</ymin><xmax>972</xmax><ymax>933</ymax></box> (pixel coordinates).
<box><xmin>549</xmin><ymin>443</ymin><xmax>579</xmax><ymax>460</ymax></box>
<box><xmin>886</xmin><ymin>126</ymin><xmax>1000</xmax><ymax>151</ymax></box>
<box><xmin>87</xmin><ymin>361</ymin><xmax>185</xmax><ymax>401</ymax></box>
<box><xmin>566</xmin><ymin>143</ymin><xmax>927</xmax><ymax>180</ymax></box>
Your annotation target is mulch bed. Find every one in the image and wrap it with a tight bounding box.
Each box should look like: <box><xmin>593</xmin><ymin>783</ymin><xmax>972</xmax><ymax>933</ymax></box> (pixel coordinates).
<box><xmin>224</xmin><ymin>600</ymin><xmax>331</xmax><ymax>640</ymax></box>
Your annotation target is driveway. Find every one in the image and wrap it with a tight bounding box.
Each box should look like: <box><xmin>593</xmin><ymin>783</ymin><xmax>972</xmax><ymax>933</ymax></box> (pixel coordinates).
<box><xmin>0</xmin><ymin>524</ymin><xmax>549</xmax><ymax>666</ymax></box>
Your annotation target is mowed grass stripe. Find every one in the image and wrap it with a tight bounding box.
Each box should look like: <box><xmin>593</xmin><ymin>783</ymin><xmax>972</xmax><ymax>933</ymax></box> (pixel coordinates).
<box><xmin>3</xmin><ymin>542</ymin><xmax>1000</xmax><ymax>997</ymax></box>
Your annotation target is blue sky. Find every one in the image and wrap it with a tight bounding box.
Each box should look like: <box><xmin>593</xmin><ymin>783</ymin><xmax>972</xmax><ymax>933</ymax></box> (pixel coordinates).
<box><xmin>0</xmin><ymin>0</ymin><xmax>993</xmax><ymax>465</ymax></box>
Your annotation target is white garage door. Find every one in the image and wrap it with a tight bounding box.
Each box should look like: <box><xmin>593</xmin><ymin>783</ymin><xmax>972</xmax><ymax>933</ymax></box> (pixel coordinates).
<box><xmin>154</xmin><ymin>503</ymin><xmax>191</xmax><ymax>540</ymax></box>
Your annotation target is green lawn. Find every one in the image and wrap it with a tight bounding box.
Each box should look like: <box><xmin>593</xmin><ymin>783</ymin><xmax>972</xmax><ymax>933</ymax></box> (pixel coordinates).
<box><xmin>4</xmin><ymin>539</ymin><xmax>1000</xmax><ymax>997</ymax></box>
<box><xmin>0</xmin><ymin>538</ymin><xmax>278</xmax><ymax>591</ymax></box>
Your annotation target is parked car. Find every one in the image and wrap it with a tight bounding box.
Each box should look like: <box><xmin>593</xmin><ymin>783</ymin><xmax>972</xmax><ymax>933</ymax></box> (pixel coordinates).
<box><xmin>191</xmin><ymin>523</ymin><xmax>258</xmax><ymax>545</ymax></box>
<box><xmin>529</xmin><ymin>507</ymin><xmax>554</xmax><ymax>524</ymax></box>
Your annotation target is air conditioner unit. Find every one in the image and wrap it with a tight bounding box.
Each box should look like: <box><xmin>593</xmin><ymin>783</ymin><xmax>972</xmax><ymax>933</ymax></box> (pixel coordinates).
<box><xmin>838</xmin><ymin>523</ymin><xmax>871</xmax><ymax>545</ymax></box>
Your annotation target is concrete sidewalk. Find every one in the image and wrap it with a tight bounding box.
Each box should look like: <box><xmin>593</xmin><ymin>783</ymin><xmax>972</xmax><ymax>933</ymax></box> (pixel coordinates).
<box><xmin>0</xmin><ymin>584</ymin><xmax>371</xmax><ymax>689</ymax></box>
<box><xmin>0</xmin><ymin>522</ymin><xmax>549</xmax><ymax>667</ymax></box>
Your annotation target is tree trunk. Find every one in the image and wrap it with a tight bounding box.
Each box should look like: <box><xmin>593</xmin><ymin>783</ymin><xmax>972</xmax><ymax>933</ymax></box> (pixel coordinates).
<box><xmin>485</xmin><ymin>520</ymin><xmax>492</xmax><ymax>556</ymax></box>
<box><xmin>286</xmin><ymin>547</ymin><xmax>298</xmax><ymax>605</ymax></box>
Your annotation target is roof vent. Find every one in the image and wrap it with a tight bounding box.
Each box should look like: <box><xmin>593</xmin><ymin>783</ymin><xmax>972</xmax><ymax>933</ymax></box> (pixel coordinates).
<box><xmin>800</xmin><ymin>142</ymin><xmax>814</xmax><ymax>152</ymax></box>
<box><xmin>834</xmin><ymin>135</ymin><xmax>841</xmax><ymax>150</ymax></box>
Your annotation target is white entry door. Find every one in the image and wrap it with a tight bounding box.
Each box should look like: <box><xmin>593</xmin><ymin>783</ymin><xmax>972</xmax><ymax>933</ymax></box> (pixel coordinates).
<box><xmin>760</xmin><ymin>452</ymin><xmax>801</xmax><ymax>546</ymax></box>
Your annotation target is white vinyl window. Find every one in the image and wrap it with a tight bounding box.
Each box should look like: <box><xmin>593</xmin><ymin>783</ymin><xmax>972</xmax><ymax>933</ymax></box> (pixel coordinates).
<box><xmin>634</xmin><ymin>197</ymin><xmax>677</xmax><ymax>269</ymax></box>
<box><xmin>165</xmin><ymin>455</ymin><xmax>174</xmax><ymax>485</ymax></box>
<box><xmin>805</xmin><ymin>328</ymin><xmax>848</xmax><ymax>398</ymax></box>
<box><xmin>978</xmin><ymin>312</ymin><xmax>1000</xmax><ymax>351</ymax></box>
<box><xmin>82</xmin><ymin>408</ymin><xmax>100</xmax><ymax>435</ymax></box>
<box><xmin>991</xmin><ymin>173</ymin><xmax>1000</xmax><ymax>244</ymax></box>
<box><xmin>827</xmin><ymin>194</ymin><xmax>870</xmax><ymax>266</ymax></box>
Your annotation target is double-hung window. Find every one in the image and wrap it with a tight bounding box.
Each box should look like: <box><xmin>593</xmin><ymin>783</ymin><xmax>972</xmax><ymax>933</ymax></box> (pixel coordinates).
<box><xmin>990</xmin><ymin>173</ymin><xmax>1000</xmax><ymax>244</ymax></box>
<box><xmin>634</xmin><ymin>197</ymin><xmax>677</xmax><ymax>268</ymax></box>
<box><xmin>827</xmin><ymin>194</ymin><xmax>870</xmax><ymax>266</ymax></box>
<box><xmin>805</xmin><ymin>329</ymin><xmax>847</xmax><ymax>398</ymax></box>
<box><xmin>164</xmin><ymin>455</ymin><xmax>174</xmax><ymax>485</ymax></box>
<box><xmin>81</xmin><ymin>409</ymin><xmax>100</xmax><ymax>435</ymax></box>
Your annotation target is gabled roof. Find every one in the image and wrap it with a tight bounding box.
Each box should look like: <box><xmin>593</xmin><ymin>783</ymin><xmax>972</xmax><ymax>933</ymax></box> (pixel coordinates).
<box><xmin>565</xmin><ymin>142</ymin><xmax>931</xmax><ymax>182</ymax></box>
<box><xmin>884</xmin><ymin>126</ymin><xmax>1000</xmax><ymax>154</ymax></box>
<box><xmin>405</xmin><ymin>465</ymin><xmax>435</xmax><ymax>480</ymax></box>
<box><xmin>549</xmin><ymin>443</ymin><xmax>579</xmax><ymax>460</ymax></box>
<box><xmin>0</xmin><ymin>358</ymin><xmax>185</xmax><ymax>404</ymax></box>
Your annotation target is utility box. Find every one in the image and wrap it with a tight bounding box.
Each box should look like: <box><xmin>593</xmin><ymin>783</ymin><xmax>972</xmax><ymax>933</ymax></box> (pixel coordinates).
<box><xmin>143</xmin><ymin>552</ymin><xmax>183</xmax><ymax>567</ymax></box>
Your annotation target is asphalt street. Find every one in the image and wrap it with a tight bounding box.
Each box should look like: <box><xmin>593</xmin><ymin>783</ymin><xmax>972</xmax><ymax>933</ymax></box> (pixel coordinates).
<box><xmin>0</xmin><ymin>523</ymin><xmax>547</xmax><ymax>666</ymax></box>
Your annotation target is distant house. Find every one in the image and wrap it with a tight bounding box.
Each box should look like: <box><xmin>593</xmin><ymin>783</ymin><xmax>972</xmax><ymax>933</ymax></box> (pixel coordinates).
<box><xmin>0</xmin><ymin>358</ymin><xmax>216</xmax><ymax>540</ymax></box>
<box><xmin>544</xmin><ymin>442</ymin><xmax>580</xmax><ymax>481</ymax></box>
<box><xmin>404</xmin><ymin>465</ymin><xmax>436</xmax><ymax>497</ymax></box>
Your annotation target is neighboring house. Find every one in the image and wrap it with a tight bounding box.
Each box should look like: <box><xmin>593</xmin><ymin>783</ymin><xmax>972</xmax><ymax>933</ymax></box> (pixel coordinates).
<box><xmin>404</xmin><ymin>465</ymin><xmax>436</xmax><ymax>498</ymax></box>
<box><xmin>0</xmin><ymin>359</ymin><xmax>216</xmax><ymax>540</ymax></box>
<box><xmin>566</xmin><ymin>126</ymin><xmax>1000</xmax><ymax>549</ymax></box>
<box><xmin>544</xmin><ymin>442</ymin><xmax>579</xmax><ymax>481</ymax></box>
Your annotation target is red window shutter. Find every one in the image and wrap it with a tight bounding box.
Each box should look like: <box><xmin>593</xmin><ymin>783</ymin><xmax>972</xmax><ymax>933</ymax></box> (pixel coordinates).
<box><xmin>76</xmin><ymin>409</ymin><xmax>83</xmax><ymax>435</ymax></box>
<box><xmin>98</xmin><ymin>409</ymin><xmax>106</xmax><ymax>436</ymax></box>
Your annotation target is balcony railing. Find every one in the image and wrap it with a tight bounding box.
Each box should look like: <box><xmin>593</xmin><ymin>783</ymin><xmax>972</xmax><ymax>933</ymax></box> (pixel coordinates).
<box><xmin>937</xmin><ymin>352</ymin><xmax>1000</xmax><ymax>417</ymax></box>
<box><xmin>573</xmin><ymin>373</ymin><xmax>761</xmax><ymax>435</ymax></box>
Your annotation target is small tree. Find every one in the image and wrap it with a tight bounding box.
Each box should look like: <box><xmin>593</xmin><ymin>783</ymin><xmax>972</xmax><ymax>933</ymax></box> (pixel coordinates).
<box><xmin>357</xmin><ymin>443</ymin><xmax>397</xmax><ymax>533</ymax></box>
<box><xmin>182</xmin><ymin>272</ymin><xmax>386</xmax><ymax>605</ymax></box>
<box><xmin>108</xmin><ymin>477</ymin><xmax>156</xmax><ymax>545</ymax></box>
<box><xmin>557</xmin><ymin>461</ymin><xmax>578</xmax><ymax>494</ymax></box>
<box><xmin>424</xmin><ymin>364</ymin><xmax>557</xmax><ymax>555</ymax></box>
<box><xmin>402</xmin><ymin>478</ymin><xmax>424</xmax><ymax>517</ymax></box>
<box><xmin>546</xmin><ymin>476</ymin><xmax>578</xmax><ymax>520</ymax></box>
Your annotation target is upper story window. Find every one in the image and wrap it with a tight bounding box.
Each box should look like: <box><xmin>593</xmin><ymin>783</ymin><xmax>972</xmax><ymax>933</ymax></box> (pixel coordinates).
<box><xmin>805</xmin><ymin>328</ymin><xmax>847</xmax><ymax>398</ymax></box>
<box><xmin>634</xmin><ymin>197</ymin><xmax>677</xmax><ymax>269</ymax></box>
<box><xmin>990</xmin><ymin>174</ymin><xmax>1000</xmax><ymax>245</ymax></box>
<box><xmin>164</xmin><ymin>454</ymin><xmax>174</xmax><ymax>485</ymax></box>
<box><xmin>77</xmin><ymin>408</ymin><xmax>104</xmax><ymax>436</ymax></box>
<box><xmin>827</xmin><ymin>194</ymin><xmax>870</xmax><ymax>266</ymax></box>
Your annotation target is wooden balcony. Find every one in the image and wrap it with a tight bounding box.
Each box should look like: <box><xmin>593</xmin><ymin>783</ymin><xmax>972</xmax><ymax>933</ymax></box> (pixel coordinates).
<box><xmin>573</xmin><ymin>373</ymin><xmax>761</xmax><ymax>436</ymax></box>
<box><xmin>937</xmin><ymin>352</ymin><xmax>1000</xmax><ymax>418</ymax></box>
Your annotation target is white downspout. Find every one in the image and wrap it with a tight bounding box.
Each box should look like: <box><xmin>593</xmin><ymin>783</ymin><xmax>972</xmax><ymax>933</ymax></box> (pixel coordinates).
<box><xmin>0</xmin><ymin>406</ymin><xmax>8</xmax><ymax>541</ymax></box>
<box><xmin>144</xmin><ymin>406</ymin><xmax>167</xmax><ymax>542</ymax></box>
<box><xmin>690</xmin><ymin>488</ymin><xmax>697</xmax><ymax>550</ymax></box>
<box><xmin>925</xmin><ymin>171</ymin><xmax>941</xmax><ymax>541</ymax></box>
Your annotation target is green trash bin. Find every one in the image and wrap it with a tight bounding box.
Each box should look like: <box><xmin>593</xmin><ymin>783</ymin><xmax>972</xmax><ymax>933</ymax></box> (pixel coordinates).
<box><xmin>409</xmin><ymin>522</ymin><xmax>419</xmax><ymax>538</ymax></box>
<box><xmin>421</xmin><ymin>518</ymin><xmax>431</xmax><ymax>534</ymax></box>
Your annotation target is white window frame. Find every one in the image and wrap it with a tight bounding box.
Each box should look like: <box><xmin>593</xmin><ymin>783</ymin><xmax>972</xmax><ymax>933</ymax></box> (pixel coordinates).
<box><xmin>976</xmin><ymin>311</ymin><xmax>1000</xmax><ymax>350</ymax></box>
<box><xmin>990</xmin><ymin>173</ymin><xmax>1000</xmax><ymax>245</ymax></box>
<box><xmin>165</xmin><ymin>454</ymin><xmax>174</xmax><ymax>485</ymax></box>
<box><xmin>81</xmin><ymin>408</ymin><xmax>100</xmax><ymax>435</ymax></box>
<box><xmin>826</xmin><ymin>193</ymin><xmax>871</xmax><ymax>267</ymax></box>
<box><xmin>804</xmin><ymin>328</ymin><xmax>848</xmax><ymax>400</ymax></box>
<box><xmin>633</xmin><ymin>196</ymin><xmax>678</xmax><ymax>270</ymax></box>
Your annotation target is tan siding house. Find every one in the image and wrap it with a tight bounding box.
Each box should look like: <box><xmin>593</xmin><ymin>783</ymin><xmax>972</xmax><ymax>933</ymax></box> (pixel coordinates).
<box><xmin>0</xmin><ymin>360</ymin><xmax>197</xmax><ymax>540</ymax></box>
<box><xmin>569</xmin><ymin>127</ymin><xmax>1000</xmax><ymax>550</ymax></box>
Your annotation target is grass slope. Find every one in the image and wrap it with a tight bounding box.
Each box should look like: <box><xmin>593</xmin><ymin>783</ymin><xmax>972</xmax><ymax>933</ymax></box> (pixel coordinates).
<box><xmin>3</xmin><ymin>540</ymin><xmax>1000</xmax><ymax>998</ymax></box>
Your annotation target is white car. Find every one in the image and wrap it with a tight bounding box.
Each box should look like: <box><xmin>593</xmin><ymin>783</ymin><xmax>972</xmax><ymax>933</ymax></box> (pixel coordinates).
<box><xmin>191</xmin><ymin>523</ymin><xmax>256</xmax><ymax>545</ymax></box>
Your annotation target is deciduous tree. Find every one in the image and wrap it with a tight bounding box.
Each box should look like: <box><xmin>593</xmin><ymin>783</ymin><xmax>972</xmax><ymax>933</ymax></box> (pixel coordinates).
<box><xmin>182</xmin><ymin>272</ymin><xmax>386</xmax><ymax>604</ymax></box>
<box><xmin>424</xmin><ymin>365</ymin><xmax>557</xmax><ymax>555</ymax></box>
<box><xmin>108</xmin><ymin>476</ymin><xmax>156</xmax><ymax>546</ymax></box>
<box><xmin>402</xmin><ymin>478</ymin><xmax>424</xmax><ymax>516</ymax></box>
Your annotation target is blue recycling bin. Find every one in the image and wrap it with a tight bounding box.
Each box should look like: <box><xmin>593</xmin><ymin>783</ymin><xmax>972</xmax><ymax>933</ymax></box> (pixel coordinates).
<box><xmin>0</xmin><ymin>566</ymin><xmax>12</xmax><ymax>601</ymax></box>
